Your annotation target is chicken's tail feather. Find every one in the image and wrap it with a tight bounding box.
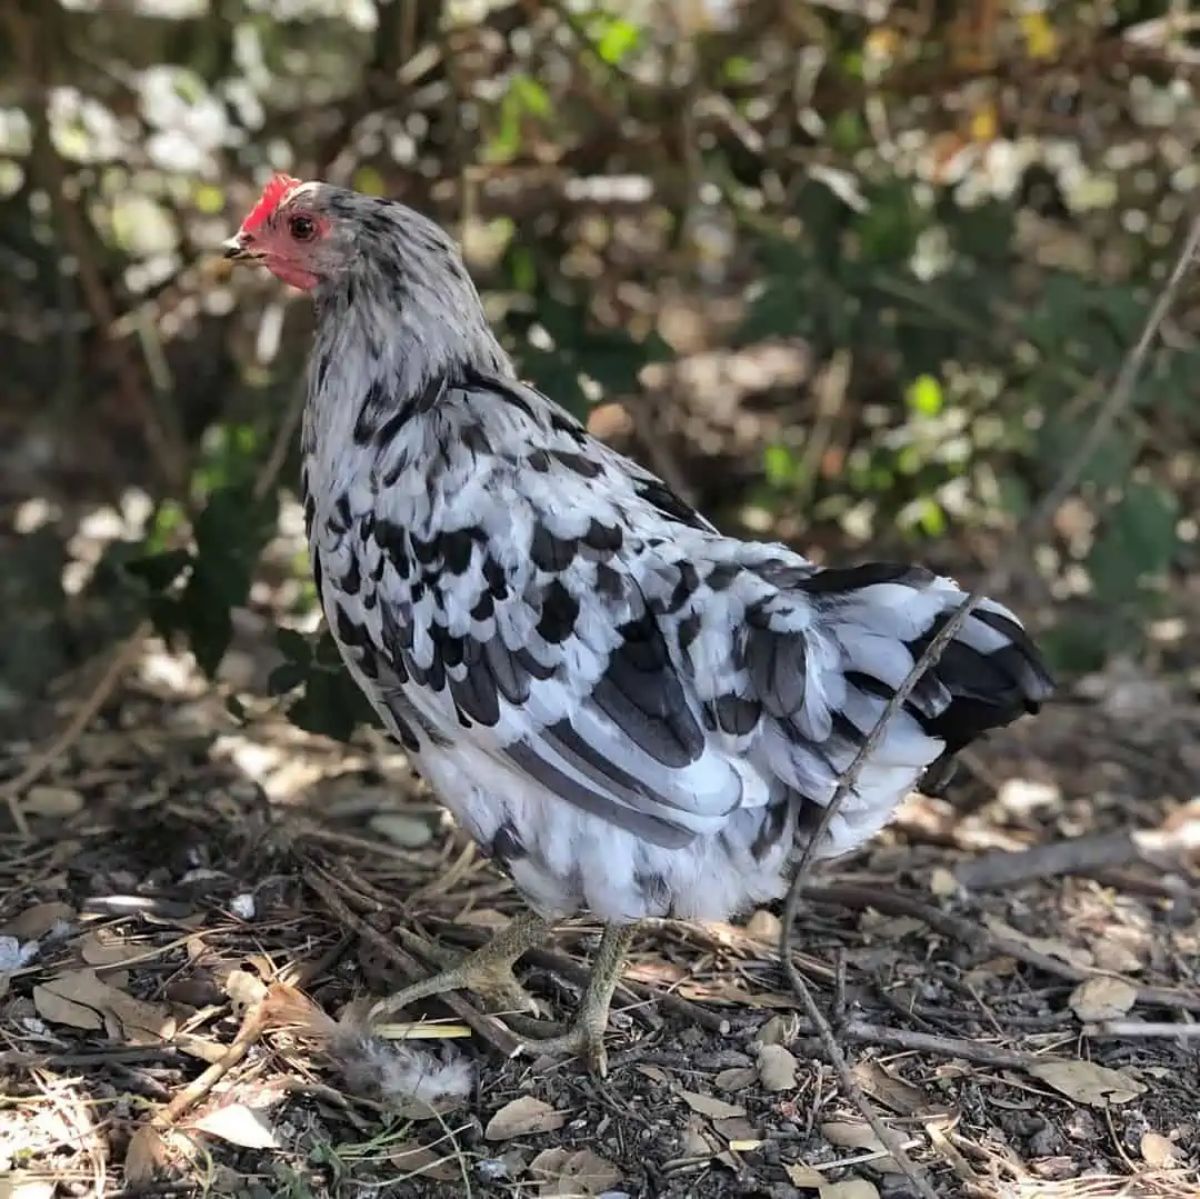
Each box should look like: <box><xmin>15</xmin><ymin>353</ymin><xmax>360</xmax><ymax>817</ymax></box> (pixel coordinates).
<box><xmin>803</xmin><ymin>561</ymin><xmax>1053</xmax><ymax>775</ymax></box>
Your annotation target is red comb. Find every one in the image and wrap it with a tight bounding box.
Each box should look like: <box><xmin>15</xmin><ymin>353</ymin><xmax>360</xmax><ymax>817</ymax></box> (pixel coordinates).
<box><xmin>240</xmin><ymin>173</ymin><xmax>303</xmax><ymax>233</ymax></box>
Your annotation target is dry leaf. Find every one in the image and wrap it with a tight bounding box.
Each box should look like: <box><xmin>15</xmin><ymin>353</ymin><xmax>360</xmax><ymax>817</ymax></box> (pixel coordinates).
<box><xmin>820</xmin><ymin>1181</ymin><xmax>880</xmax><ymax>1199</ymax></box>
<box><xmin>1140</xmin><ymin>1131</ymin><xmax>1180</xmax><ymax>1168</ymax></box>
<box><xmin>193</xmin><ymin>1103</ymin><xmax>280</xmax><ymax>1150</ymax></box>
<box><xmin>756</xmin><ymin>1013</ymin><xmax>799</xmax><ymax>1046</ymax></box>
<box><xmin>678</xmin><ymin>1090</ymin><xmax>746</xmax><ymax>1119</ymax></box>
<box><xmin>529</xmin><ymin>1146</ymin><xmax>621</xmax><ymax>1196</ymax></box>
<box><xmin>852</xmin><ymin>1060</ymin><xmax>929</xmax><ymax>1115</ymax></box>
<box><xmin>33</xmin><ymin>980</ymin><xmax>104</xmax><ymax>1031</ymax></box>
<box><xmin>23</xmin><ymin>785</ymin><xmax>84</xmax><ymax>817</ymax></box>
<box><xmin>32</xmin><ymin>968</ymin><xmax>174</xmax><ymax>1042</ymax></box>
<box><xmin>386</xmin><ymin>1141</ymin><xmax>460</xmax><ymax>1183</ymax></box>
<box><xmin>714</xmin><ymin>1066</ymin><xmax>757</xmax><ymax>1092</ymax></box>
<box><xmin>983</xmin><ymin>916</ymin><xmax>1094</xmax><ymax>968</ymax></box>
<box><xmin>80</xmin><ymin>930</ymin><xmax>146</xmax><ymax>967</ymax></box>
<box><xmin>1028</xmin><ymin>1060</ymin><xmax>1145</xmax><ymax>1106</ymax></box>
<box><xmin>1</xmin><ymin>902</ymin><xmax>74</xmax><ymax>939</ymax></box>
<box><xmin>485</xmin><ymin>1095</ymin><xmax>566</xmax><ymax>1141</ymax></box>
<box><xmin>785</xmin><ymin>1162</ymin><xmax>824</xmax><ymax>1186</ymax></box>
<box><xmin>124</xmin><ymin>1125</ymin><xmax>169</xmax><ymax>1185</ymax></box>
<box><xmin>1069</xmin><ymin>976</ymin><xmax>1137</xmax><ymax>1022</ymax></box>
<box><xmin>1090</xmin><ymin>937</ymin><xmax>1143</xmax><ymax>974</ymax></box>
<box><xmin>714</xmin><ymin>1115</ymin><xmax>758</xmax><ymax>1143</ymax></box>
<box><xmin>756</xmin><ymin>1043</ymin><xmax>798</xmax><ymax>1092</ymax></box>
<box><xmin>820</xmin><ymin>1121</ymin><xmax>887</xmax><ymax>1152</ymax></box>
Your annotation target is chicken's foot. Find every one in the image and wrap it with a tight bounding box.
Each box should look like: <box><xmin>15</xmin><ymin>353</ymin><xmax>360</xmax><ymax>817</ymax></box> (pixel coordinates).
<box><xmin>369</xmin><ymin>909</ymin><xmax>552</xmax><ymax>1020</ymax></box>
<box><xmin>512</xmin><ymin>922</ymin><xmax>636</xmax><ymax>1077</ymax></box>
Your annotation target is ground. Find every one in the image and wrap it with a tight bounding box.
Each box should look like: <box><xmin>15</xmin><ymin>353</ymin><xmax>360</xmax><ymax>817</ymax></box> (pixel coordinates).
<box><xmin>1</xmin><ymin>639</ymin><xmax>1198</xmax><ymax>1199</ymax></box>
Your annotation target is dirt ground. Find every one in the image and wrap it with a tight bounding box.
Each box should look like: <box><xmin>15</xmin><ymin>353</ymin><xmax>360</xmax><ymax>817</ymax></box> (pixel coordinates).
<box><xmin>1</xmin><ymin>641</ymin><xmax>1198</xmax><ymax>1199</ymax></box>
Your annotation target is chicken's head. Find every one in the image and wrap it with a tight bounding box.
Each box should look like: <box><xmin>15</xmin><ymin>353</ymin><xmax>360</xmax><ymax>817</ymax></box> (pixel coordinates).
<box><xmin>224</xmin><ymin>174</ymin><xmax>351</xmax><ymax>291</ymax></box>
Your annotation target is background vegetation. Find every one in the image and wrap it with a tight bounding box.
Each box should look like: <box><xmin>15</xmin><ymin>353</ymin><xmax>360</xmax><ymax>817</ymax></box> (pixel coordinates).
<box><xmin>1</xmin><ymin>0</ymin><xmax>1198</xmax><ymax>739</ymax></box>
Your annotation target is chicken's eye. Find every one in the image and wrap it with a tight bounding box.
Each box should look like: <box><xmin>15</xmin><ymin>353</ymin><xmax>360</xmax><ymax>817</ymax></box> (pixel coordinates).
<box><xmin>289</xmin><ymin>214</ymin><xmax>316</xmax><ymax>242</ymax></box>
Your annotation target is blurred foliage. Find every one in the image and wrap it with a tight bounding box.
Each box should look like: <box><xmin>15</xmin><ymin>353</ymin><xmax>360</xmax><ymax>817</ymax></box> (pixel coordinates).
<box><xmin>1</xmin><ymin>0</ymin><xmax>1198</xmax><ymax>737</ymax></box>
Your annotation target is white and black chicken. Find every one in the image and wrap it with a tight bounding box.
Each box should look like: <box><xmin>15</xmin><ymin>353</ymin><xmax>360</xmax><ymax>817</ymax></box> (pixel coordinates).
<box><xmin>225</xmin><ymin>176</ymin><xmax>1052</xmax><ymax>1074</ymax></box>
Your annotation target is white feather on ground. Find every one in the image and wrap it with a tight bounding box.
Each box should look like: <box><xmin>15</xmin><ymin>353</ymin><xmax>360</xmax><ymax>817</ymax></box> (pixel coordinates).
<box><xmin>263</xmin><ymin>982</ymin><xmax>473</xmax><ymax>1112</ymax></box>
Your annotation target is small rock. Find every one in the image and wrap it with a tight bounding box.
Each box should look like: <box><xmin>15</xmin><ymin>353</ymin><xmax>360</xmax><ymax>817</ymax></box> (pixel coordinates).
<box><xmin>24</xmin><ymin>785</ymin><xmax>85</xmax><ymax>818</ymax></box>
<box><xmin>369</xmin><ymin>811</ymin><xmax>434</xmax><ymax>848</ymax></box>
<box><xmin>756</xmin><ymin>1043</ymin><xmax>798</xmax><ymax>1092</ymax></box>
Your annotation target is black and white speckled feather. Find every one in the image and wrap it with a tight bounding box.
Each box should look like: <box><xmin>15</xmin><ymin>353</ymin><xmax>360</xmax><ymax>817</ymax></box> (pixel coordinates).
<box><xmin>285</xmin><ymin>182</ymin><xmax>1052</xmax><ymax>924</ymax></box>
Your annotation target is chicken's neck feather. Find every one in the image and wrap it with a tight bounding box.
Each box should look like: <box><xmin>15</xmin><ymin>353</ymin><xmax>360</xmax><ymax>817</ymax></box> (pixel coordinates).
<box><xmin>302</xmin><ymin>223</ymin><xmax>510</xmax><ymax>464</ymax></box>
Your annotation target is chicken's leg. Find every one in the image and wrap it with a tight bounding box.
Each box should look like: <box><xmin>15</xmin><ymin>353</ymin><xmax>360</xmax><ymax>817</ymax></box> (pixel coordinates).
<box><xmin>513</xmin><ymin>922</ymin><xmax>636</xmax><ymax>1077</ymax></box>
<box><xmin>370</xmin><ymin>910</ymin><xmax>552</xmax><ymax>1020</ymax></box>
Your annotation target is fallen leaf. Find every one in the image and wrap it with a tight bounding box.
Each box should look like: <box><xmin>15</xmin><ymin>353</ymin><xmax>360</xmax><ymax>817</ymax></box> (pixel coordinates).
<box><xmin>820</xmin><ymin>1121</ymin><xmax>887</xmax><ymax>1152</ymax></box>
<box><xmin>80</xmin><ymin>930</ymin><xmax>147</xmax><ymax>967</ymax></box>
<box><xmin>1028</xmin><ymin>1060</ymin><xmax>1145</xmax><ymax>1106</ymax></box>
<box><xmin>714</xmin><ymin>1116</ymin><xmax>758</xmax><ymax>1143</ymax></box>
<box><xmin>1090</xmin><ymin>938</ymin><xmax>1143</xmax><ymax>974</ymax></box>
<box><xmin>32</xmin><ymin>968</ymin><xmax>174</xmax><ymax>1042</ymax></box>
<box><xmin>852</xmin><ymin>1060</ymin><xmax>929</xmax><ymax>1115</ymax></box>
<box><xmin>635</xmin><ymin>1064</ymin><xmax>669</xmax><ymax>1085</ymax></box>
<box><xmin>678</xmin><ymin>1090</ymin><xmax>746</xmax><ymax>1119</ymax></box>
<box><xmin>124</xmin><ymin>1125</ymin><xmax>169</xmax><ymax>1185</ymax></box>
<box><xmin>1140</xmin><ymin>1131</ymin><xmax>1180</xmax><ymax>1168</ymax></box>
<box><xmin>756</xmin><ymin>1043</ymin><xmax>798</xmax><ymax>1092</ymax></box>
<box><xmin>386</xmin><ymin>1141</ymin><xmax>460</xmax><ymax>1183</ymax></box>
<box><xmin>714</xmin><ymin>1066</ymin><xmax>757</xmax><ymax>1092</ymax></box>
<box><xmin>530</xmin><ymin>1146</ymin><xmax>621</xmax><ymax>1196</ymax></box>
<box><xmin>785</xmin><ymin>1162</ymin><xmax>824</xmax><ymax>1186</ymax></box>
<box><xmin>485</xmin><ymin>1096</ymin><xmax>566</xmax><ymax>1141</ymax></box>
<box><xmin>23</xmin><ymin>785</ymin><xmax>84</xmax><ymax>817</ymax></box>
<box><xmin>1</xmin><ymin>902</ymin><xmax>74</xmax><ymax>939</ymax></box>
<box><xmin>193</xmin><ymin>1103</ymin><xmax>280</xmax><ymax>1150</ymax></box>
<box><xmin>682</xmin><ymin>1112</ymin><xmax>716</xmax><ymax>1158</ymax></box>
<box><xmin>756</xmin><ymin>1013</ymin><xmax>799</xmax><ymax>1046</ymax></box>
<box><xmin>984</xmin><ymin>916</ymin><xmax>1094</xmax><ymax>968</ymax></box>
<box><xmin>33</xmin><ymin>980</ymin><xmax>104</xmax><ymax>1031</ymax></box>
<box><xmin>820</xmin><ymin>1181</ymin><xmax>880</xmax><ymax>1199</ymax></box>
<box><xmin>1069</xmin><ymin>976</ymin><xmax>1137</xmax><ymax>1022</ymax></box>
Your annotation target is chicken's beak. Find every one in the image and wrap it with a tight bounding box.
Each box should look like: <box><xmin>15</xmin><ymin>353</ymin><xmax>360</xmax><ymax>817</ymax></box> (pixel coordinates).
<box><xmin>222</xmin><ymin>231</ymin><xmax>258</xmax><ymax>262</ymax></box>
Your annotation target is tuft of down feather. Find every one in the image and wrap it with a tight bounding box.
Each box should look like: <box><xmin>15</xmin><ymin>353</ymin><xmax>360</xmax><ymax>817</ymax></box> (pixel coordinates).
<box><xmin>262</xmin><ymin>982</ymin><xmax>472</xmax><ymax>1112</ymax></box>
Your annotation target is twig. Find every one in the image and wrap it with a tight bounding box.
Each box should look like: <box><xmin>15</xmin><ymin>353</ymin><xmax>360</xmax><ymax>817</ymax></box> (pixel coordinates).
<box><xmin>954</xmin><ymin>825</ymin><xmax>1198</xmax><ymax>891</ymax></box>
<box><xmin>801</xmin><ymin>882</ymin><xmax>1200</xmax><ymax>1014</ymax></box>
<box><xmin>1091</xmin><ymin>1021</ymin><xmax>1200</xmax><ymax>1039</ymax></box>
<box><xmin>152</xmin><ymin>996</ymin><xmax>267</xmax><ymax>1128</ymax></box>
<box><xmin>779</xmin><ymin>601</ymin><xmax>978</xmax><ymax>1199</ymax></box>
<box><xmin>302</xmin><ymin>864</ymin><xmax>523</xmax><ymax>1058</ymax></box>
<box><xmin>771</xmin><ymin>212</ymin><xmax>1200</xmax><ymax>1183</ymax></box>
<box><xmin>835</xmin><ymin>1020</ymin><xmax>1042</xmax><ymax>1070</ymax></box>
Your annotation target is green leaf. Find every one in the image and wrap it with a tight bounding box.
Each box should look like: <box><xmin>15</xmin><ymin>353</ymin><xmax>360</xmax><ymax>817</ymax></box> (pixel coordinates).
<box><xmin>592</xmin><ymin>16</ymin><xmax>640</xmax><ymax>64</ymax></box>
<box><xmin>510</xmin><ymin>73</ymin><xmax>551</xmax><ymax>118</ymax></box>
<box><xmin>1086</xmin><ymin>482</ymin><xmax>1178</xmax><ymax>600</ymax></box>
<box><xmin>275</xmin><ymin>627</ymin><xmax>312</xmax><ymax>665</ymax></box>
<box><xmin>906</xmin><ymin>373</ymin><xmax>944</xmax><ymax>417</ymax></box>
<box><xmin>763</xmin><ymin>443</ymin><xmax>798</xmax><ymax>488</ymax></box>
<box><xmin>268</xmin><ymin>661</ymin><xmax>308</xmax><ymax>696</ymax></box>
<box><xmin>286</xmin><ymin>670</ymin><xmax>378</xmax><ymax>742</ymax></box>
<box><xmin>122</xmin><ymin>548</ymin><xmax>192</xmax><ymax>592</ymax></box>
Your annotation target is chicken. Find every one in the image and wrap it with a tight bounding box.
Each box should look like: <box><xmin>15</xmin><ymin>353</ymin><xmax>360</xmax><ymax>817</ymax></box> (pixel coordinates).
<box><xmin>224</xmin><ymin>175</ymin><xmax>1053</xmax><ymax>1074</ymax></box>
